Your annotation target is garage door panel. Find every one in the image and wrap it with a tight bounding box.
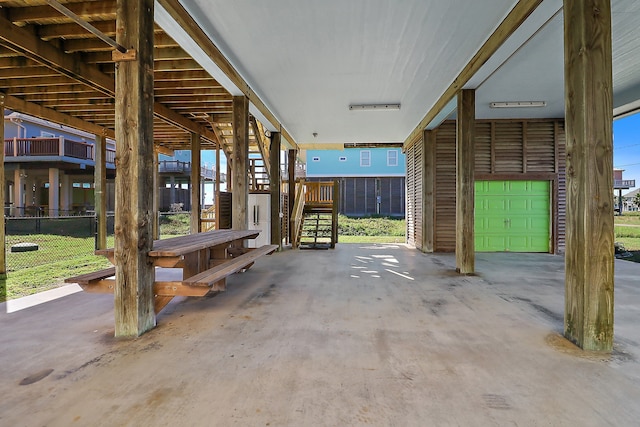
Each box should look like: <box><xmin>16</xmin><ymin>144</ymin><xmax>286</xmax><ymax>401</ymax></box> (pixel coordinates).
<box><xmin>475</xmin><ymin>180</ymin><xmax>550</xmax><ymax>252</ymax></box>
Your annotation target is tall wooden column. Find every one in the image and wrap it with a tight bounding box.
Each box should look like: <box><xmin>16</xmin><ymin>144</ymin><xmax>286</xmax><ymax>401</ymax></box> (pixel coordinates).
<box><xmin>190</xmin><ymin>132</ymin><xmax>201</xmax><ymax>234</ymax></box>
<box><xmin>114</xmin><ymin>0</ymin><xmax>156</xmax><ymax>337</ymax></box>
<box><xmin>288</xmin><ymin>149</ymin><xmax>297</xmax><ymax>244</ymax></box>
<box><xmin>422</xmin><ymin>129</ymin><xmax>436</xmax><ymax>252</ymax></box>
<box><xmin>270</xmin><ymin>132</ymin><xmax>282</xmax><ymax>247</ymax></box>
<box><xmin>232</xmin><ymin>96</ymin><xmax>249</xmax><ymax>230</ymax></box>
<box><xmin>0</xmin><ymin>94</ymin><xmax>6</xmax><ymax>281</ymax></box>
<box><xmin>48</xmin><ymin>168</ymin><xmax>59</xmax><ymax>217</ymax></box>
<box><xmin>563</xmin><ymin>0</ymin><xmax>614</xmax><ymax>351</ymax></box>
<box><xmin>152</xmin><ymin>151</ymin><xmax>159</xmax><ymax>240</ymax></box>
<box><xmin>456</xmin><ymin>89</ymin><xmax>475</xmax><ymax>274</ymax></box>
<box><xmin>215</xmin><ymin>143</ymin><xmax>221</xmax><ymax>229</ymax></box>
<box><xmin>94</xmin><ymin>134</ymin><xmax>107</xmax><ymax>250</ymax></box>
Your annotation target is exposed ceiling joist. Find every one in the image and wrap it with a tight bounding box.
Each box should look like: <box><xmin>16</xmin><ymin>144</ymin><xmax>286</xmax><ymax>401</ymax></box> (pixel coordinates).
<box><xmin>0</xmin><ymin>12</ymin><xmax>218</xmax><ymax>144</ymax></box>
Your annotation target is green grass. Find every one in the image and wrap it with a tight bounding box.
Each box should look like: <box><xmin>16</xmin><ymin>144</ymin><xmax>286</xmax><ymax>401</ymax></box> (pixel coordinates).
<box><xmin>336</xmin><ymin>215</ymin><xmax>406</xmax><ymax>244</ymax></box>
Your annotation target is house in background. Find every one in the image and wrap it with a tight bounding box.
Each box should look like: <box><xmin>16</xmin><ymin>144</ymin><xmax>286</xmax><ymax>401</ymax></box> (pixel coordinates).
<box><xmin>306</xmin><ymin>146</ymin><xmax>406</xmax><ymax>217</ymax></box>
<box><xmin>614</xmin><ymin>168</ymin><xmax>636</xmax><ymax>213</ymax></box>
<box><xmin>3</xmin><ymin>110</ymin><xmax>116</xmax><ymax>216</ymax></box>
<box><xmin>4</xmin><ymin>111</ymin><xmax>223</xmax><ymax>215</ymax></box>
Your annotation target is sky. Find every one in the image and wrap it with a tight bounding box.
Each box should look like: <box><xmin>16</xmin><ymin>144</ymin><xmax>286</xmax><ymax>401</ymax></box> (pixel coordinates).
<box><xmin>614</xmin><ymin>112</ymin><xmax>640</xmax><ymax>193</ymax></box>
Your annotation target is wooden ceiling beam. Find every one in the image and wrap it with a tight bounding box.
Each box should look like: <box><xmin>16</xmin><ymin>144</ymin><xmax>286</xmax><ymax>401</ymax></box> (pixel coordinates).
<box><xmin>5</xmin><ymin>83</ymin><xmax>98</xmax><ymax>96</ymax></box>
<box><xmin>7</xmin><ymin>1</ymin><xmax>117</xmax><ymax>25</ymax></box>
<box><xmin>0</xmin><ymin>13</ymin><xmax>217</xmax><ymax>142</ymax></box>
<box><xmin>38</xmin><ymin>20</ymin><xmax>116</xmax><ymax>41</ymax></box>
<box><xmin>3</xmin><ymin>92</ymin><xmax>114</xmax><ymax>138</ymax></box>
<box><xmin>403</xmin><ymin>0</ymin><xmax>544</xmax><ymax>149</ymax></box>
<box><xmin>0</xmin><ymin>57</ymin><xmax>40</xmax><ymax>69</ymax></box>
<box><xmin>62</xmin><ymin>32</ymin><xmax>178</xmax><ymax>53</ymax></box>
<box><xmin>83</xmin><ymin>46</ymin><xmax>191</xmax><ymax>63</ymax></box>
<box><xmin>0</xmin><ymin>66</ymin><xmax>59</xmax><ymax>79</ymax></box>
<box><xmin>155</xmin><ymin>95</ymin><xmax>232</xmax><ymax>103</ymax></box>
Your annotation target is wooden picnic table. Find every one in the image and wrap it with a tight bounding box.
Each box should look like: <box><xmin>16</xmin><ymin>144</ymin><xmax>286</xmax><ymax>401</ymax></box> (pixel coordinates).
<box><xmin>69</xmin><ymin>229</ymin><xmax>277</xmax><ymax>313</ymax></box>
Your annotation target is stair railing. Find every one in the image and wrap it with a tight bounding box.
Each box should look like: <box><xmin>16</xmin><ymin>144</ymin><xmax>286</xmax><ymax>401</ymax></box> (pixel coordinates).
<box><xmin>201</xmin><ymin>205</ymin><xmax>216</xmax><ymax>231</ymax></box>
<box><xmin>290</xmin><ymin>179</ymin><xmax>306</xmax><ymax>248</ymax></box>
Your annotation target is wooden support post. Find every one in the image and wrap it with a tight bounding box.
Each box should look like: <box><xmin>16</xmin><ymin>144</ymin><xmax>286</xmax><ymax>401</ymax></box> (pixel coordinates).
<box><xmin>153</xmin><ymin>151</ymin><xmax>160</xmax><ymax>239</ymax></box>
<box><xmin>215</xmin><ymin>143</ymin><xmax>221</xmax><ymax>229</ymax></box>
<box><xmin>456</xmin><ymin>89</ymin><xmax>475</xmax><ymax>274</ymax></box>
<box><xmin>288</xmin><ymin>149</ymin><xmax>296</xmax><ymax>244</ymax></box>
<box><xmin>190</xmin><ymin>132</ymin><xmax>201</xmax><ymax>234</ymax></box>
<box><xmin>48</xmin><ymin>168</ymin><xmax>59</xmax><ymax>217</ymax></box>
<box><xmin>232</xmin><ymin>96</ymin><xmax>249</xmax><ymax>230</ymax></box>
<box><xmin>0</xmin><ymin>94</ymin><xmax>6</xmax><ymax>282</ymax></box>
<box><xmin>423</xmin><ymin>129</ymin><xmax>436</xmax><ymax>252</ymax></box>
<box><xmin>563</xmin><ymin>0</ymin><xmax>614</xmax><ymax>351</ymax></box>
<box><xmin>94</xmin><ymin>134</ymin><xmax>107</xmax><ymax>249</ymax></box>
<box><xmin>113</xmin><ymin>0</ymin><xmax>156</xmax><ymax>337</ymax></box>
<box><xmin>270</xmin><ymin>132</ymin><xmax>282</xmax><ymax>248</ymax></box>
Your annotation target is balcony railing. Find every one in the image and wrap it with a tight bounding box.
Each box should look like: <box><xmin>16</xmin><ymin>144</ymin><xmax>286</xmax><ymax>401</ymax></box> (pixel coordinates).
<box><xmin>158</xmin><ymin>160</ymin><xmax>216</xmax><ymax>180</ymax></box>
<box><xmin>4</xmin><ymin>136</ymin><xmax>116</xmax><ymax>165</ymax></box>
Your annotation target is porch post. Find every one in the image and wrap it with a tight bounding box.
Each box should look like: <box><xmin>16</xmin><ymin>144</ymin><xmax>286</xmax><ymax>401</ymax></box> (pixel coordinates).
<box><xmin>270</xmin><ymin>132</ymin><xmax>282</xmax><ymax>247</ymax></box>
<box><xmin>48</xmin><ymin>168</ymin><xmax>59</xmax><ymax>217</ymax></box>
<box><xmin>563</xmin><ymin>0</ymin><xmax>614</xmax><ymax>351</ymax></box>
<box><xmin>153</xmin><ymin>151</ymin><xmax>159</xmax><ymax>240</ymax></box>
<box><xmin>94</xmin><ymin>134</ymin><xmax>107</xmax><ymax>249</ymax></box>
<box><xmin>215</xmin><ymin>142</ymin><xmax>221</xmax><ymax>229</ymax></box>
<box><xmin>190</xmin><ymin>132</ymin><xmax>201</xmax><ymax>234</ymax></box>
<box><xmin>232</xmin><ymin>96</ymin><xmax>249</xmax><ymax>230</ymax></box>
<box><xmin>456</xmin><ymin>89</ymin><xmax>475</xmax><ymax>274</ymax></box>
<box><xmin>113</xmin><ymin>0</ymin><xmax>156</xmax><ymax>337</ymax></box>
<box><xmin>0</xmin><ymin>95</ymin><xmax>6</xmax><ymax>280</ymax></box>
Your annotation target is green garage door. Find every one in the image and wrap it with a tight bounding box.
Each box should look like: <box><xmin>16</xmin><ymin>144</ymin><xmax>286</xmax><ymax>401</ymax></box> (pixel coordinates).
<box><xmin>475</xmin><ymin>180</ymin><xmax>550</xmax><ymax>252</ymax></box>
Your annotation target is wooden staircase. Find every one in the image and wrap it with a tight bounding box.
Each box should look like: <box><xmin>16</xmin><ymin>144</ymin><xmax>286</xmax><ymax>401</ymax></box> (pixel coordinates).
<box><xmin>291</xmin><ymin>181</ymin><xmax>339</xmax><ymax>249</ymax></box>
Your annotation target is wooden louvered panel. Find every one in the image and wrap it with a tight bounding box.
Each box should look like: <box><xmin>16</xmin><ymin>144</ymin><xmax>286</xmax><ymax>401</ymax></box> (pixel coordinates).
<box><xmin>475</xmin><ymin>122</ymin><xmax>492</xmax><ymax>174</ymax></box>
<box><xmin>413</xmin><ymin>141</ymin><xmax>424</xmax><ymax>249</ymax></box>
<box><xmin>435</xmin><ymin>122</ymin><xmax>456</xmax><ymax>252</ymax></box>
<box><xmin>406</xmin><ymin>143</ymin><xmax>416</xmax><ymax>246</ymax></box>
<box><xmin>526</xmin><ymin>121</ymin><xmax>556</xmax><ymax>172</ymax></box>
<box><xmin>494</xmin><ymin>122</ymin><xmax>523</xmax><ymax>173</ymax></box>
<box><xmin>556</xmin><ymin>122</ymin><xmax>567</xmax><ymax>253</ymax></box>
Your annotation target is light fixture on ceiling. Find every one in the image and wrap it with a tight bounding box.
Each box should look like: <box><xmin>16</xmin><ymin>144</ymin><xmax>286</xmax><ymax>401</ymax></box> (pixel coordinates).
<box><xmin>264</xmin><ymin>129</ymin><xmax>272</xmax><ymax>138</ymax></box>
<box><xmin>349</xmin><ymin>103</ymin><xmax>401</xmax><ymax>111</ymax></box>
<box><xmin>490</xmin><ymin>101</ymin><xmax>547</xmax><ymax>108</ymax></box>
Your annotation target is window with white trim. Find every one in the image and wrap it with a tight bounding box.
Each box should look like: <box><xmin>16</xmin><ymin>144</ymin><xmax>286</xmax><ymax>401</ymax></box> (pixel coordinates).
<box><xmin>387</xmin><ymin>150</ymin><xmax>398</xmax><ymax>166</ymax></box>
<box><xmin>360</xmin><ymin>150</ymin><xmax>371</xmax><ymax>167</ymax></box>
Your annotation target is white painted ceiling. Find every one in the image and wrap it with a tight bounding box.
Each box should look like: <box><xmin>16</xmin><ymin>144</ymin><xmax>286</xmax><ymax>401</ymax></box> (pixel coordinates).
<box><xmin>171</xmin><ymin>0</ymin><xmax>640</xmax><ymax>146</ymax></box>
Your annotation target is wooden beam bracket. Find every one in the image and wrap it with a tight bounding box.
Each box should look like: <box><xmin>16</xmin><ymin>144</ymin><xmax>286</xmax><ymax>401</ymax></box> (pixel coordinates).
<box><xmin>112</xmin><ymin>49</ymin><xmax>138</xmax><ymax>62</ymax></box>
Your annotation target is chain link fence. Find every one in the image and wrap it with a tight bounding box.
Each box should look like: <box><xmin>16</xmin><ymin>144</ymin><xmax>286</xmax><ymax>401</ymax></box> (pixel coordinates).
<box><xmin>2</xmin><ymin>212</ymin><xmax>191</xmax><ymax>301</ymax></box>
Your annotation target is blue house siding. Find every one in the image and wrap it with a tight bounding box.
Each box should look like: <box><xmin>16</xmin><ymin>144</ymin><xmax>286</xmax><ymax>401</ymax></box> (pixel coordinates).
<box><xmin>305</xmin><ymin>147</ymin><xmax>406</xmax><ymax>216</ymax></box>
<box><xmin>306</xmin><ymin>148</ymin><xmax>405</xmax><ymax>177</ymax></box>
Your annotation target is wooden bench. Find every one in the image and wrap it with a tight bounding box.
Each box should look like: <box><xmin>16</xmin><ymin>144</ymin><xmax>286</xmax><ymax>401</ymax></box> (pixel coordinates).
<box><xmin>65</xmin><ymin>267</ymin><xmax>116</xmax><ymax>292</ymax></box>
<box><xmin>183</xmin><ymin>244</ymin><xmax>278</xmax><ymax>290</ymax></box>
<box><xmin>66</xmin><ymin>233</ymin><xmax>278</xmax><ymax>313</ymax></box>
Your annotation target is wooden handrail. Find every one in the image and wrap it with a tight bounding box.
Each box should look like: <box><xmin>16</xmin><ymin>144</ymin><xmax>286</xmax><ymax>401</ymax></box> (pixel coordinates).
<box><xmin>305</xmin><ymin>181</ymin><xmax>334</xmax><ymax>204</ymax></box>
<box><xmin>290</xmin><ymin>179</ymin><xmax>306</xmax><ymax>248</ymax></box>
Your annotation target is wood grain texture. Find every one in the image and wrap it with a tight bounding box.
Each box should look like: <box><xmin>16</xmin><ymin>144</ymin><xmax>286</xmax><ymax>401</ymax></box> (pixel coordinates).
<box><xmin>94</xmin><ymin>134</ymin><xmax>107</xmax><ymax>249</ymax></box>
<box><xmin>456</xmin><ymin>90</ymin><xmax>475</xmax><ymax>274</ymax></box>
<box><xmin>270</xmin><ymin>132</ymin><xmax>282</xmax><ymax>247</ymax></box>
<box><xmin>563</xmin><ymin>0</ymin><xmax>614</xmax><ymax>351</ymax></box>
<box><xmin>113</xmin><ymin>0</ymin><xmax>156</xmax><ymax>337</ymax></box>
<box><xmin>190</xmin><ymin>132</ymin><xmax>201</xmax><ymax>233</ymax></box>
<box><xmin>232</xmin><ymin>96</ymin><xmax>249</xmax><ymax>231</ymax></box>
<box><xmin>0</xmin><ymin>96</ymin><xmax>6</xmax><ymax>278</ymax></box>
<box><xmin>423</xmin><ymin>130</ymin><xmax>436</xmax><ymax>253</ymax></box>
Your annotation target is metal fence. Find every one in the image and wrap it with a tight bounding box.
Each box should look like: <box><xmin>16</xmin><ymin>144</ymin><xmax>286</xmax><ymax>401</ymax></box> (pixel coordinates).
<box><xmin>5</xmin><ymin>212</ymin><xmax>191</xmax><ymax>272</ymax></box>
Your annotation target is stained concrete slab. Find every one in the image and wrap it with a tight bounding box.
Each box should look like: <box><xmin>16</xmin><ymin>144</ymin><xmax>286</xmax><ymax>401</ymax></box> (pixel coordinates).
<box><xmin>1</xmin><ymin>244</ymin><xmax>639</xmax><ymax>426</ymax></box>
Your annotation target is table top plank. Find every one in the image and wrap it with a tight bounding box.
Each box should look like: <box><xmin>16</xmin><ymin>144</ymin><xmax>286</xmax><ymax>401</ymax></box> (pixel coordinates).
<box><xmin>95</xmin><ymin>229</ymin><xmax>261</xmax><ymax>258</ymax></box>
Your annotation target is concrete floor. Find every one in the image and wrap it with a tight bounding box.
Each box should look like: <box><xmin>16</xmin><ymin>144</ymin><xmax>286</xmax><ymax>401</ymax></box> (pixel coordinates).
<box><xmin>1</xmin><ymin>244</ymin><xmax>640</xmax><ymax>426</ymax></box>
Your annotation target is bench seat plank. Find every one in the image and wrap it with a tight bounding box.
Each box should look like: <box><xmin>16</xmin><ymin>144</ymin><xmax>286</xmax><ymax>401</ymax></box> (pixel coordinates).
<box><xmin>65</xmin><ymin>267</ymin><xmax>116</xmax><ymax>286</ymax></box>
<box><xmin>184</xmin><ymin>244</ymin><xmax>278</xmax><ymax>287</ymax></box>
